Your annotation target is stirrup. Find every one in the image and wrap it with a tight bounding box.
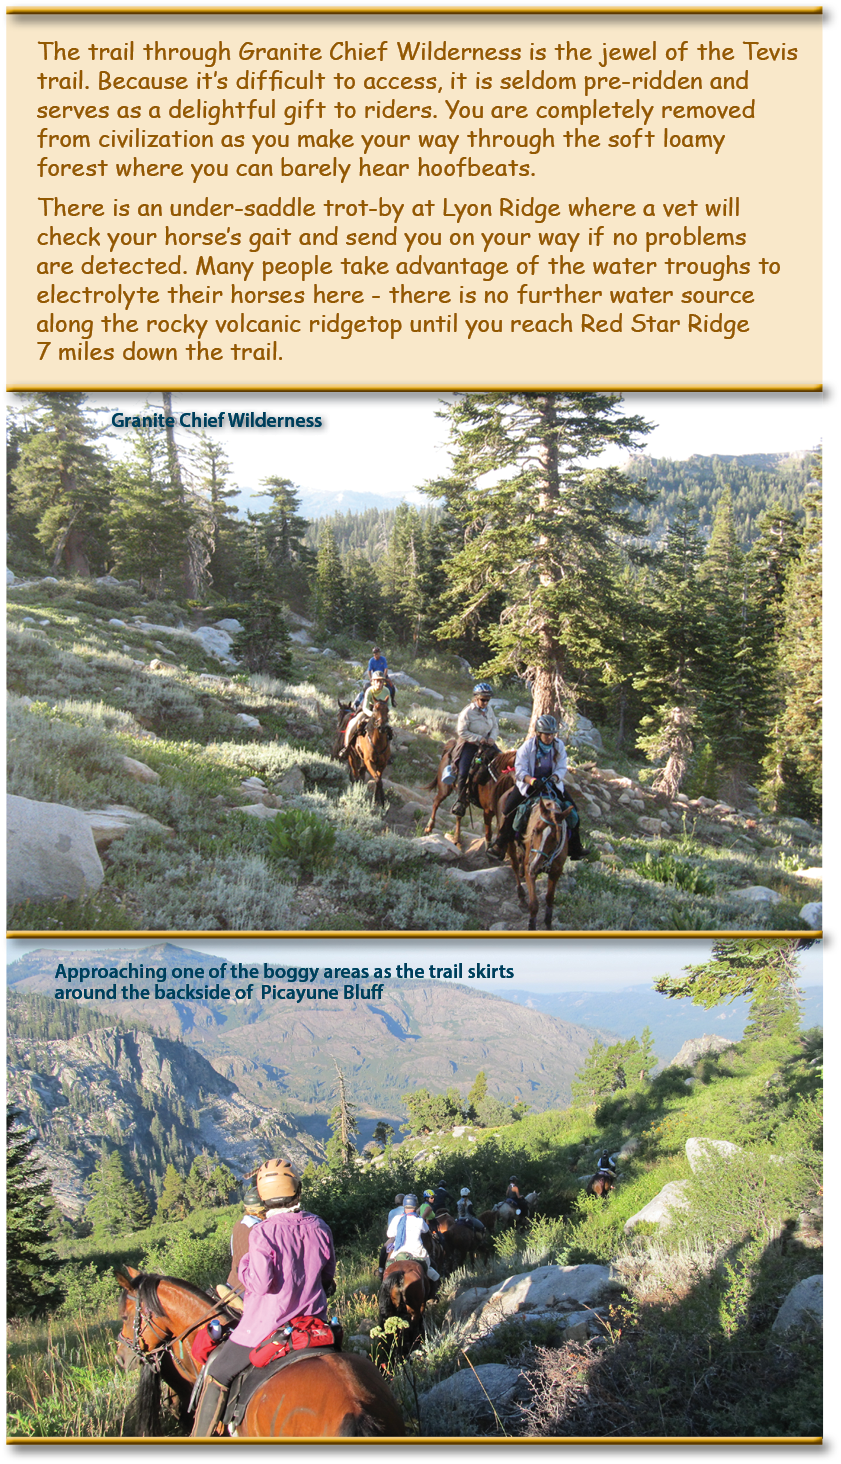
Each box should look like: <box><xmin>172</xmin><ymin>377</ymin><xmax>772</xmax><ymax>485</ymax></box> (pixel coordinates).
<box><xmin>192</xmin><ymin>1377</ymin><xmax>229</xmax><ymax>1438</ymax></box>
<box><xmin>486</xmin><ymin>841</ymin><xmax>506</xmax><ymax>862</ymax></box>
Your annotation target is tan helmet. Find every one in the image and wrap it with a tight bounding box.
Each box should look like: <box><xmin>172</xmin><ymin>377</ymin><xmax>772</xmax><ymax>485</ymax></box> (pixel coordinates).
<box><xmin>255</xmin><ymin>1158</ymin><xmax>301</xmax><ymax>1202</ymax></box>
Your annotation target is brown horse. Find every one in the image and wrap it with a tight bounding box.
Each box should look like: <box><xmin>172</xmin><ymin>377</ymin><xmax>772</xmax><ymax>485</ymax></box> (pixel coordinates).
<box><xmin>585</xmin><ymin>1171</ymin><xmax>616</xmax><ymax>1199</ymax></box>
<box><xmin>508</xmin><ymin>797</ymin><xmax>572</xmax><ymax>930</ymax></box>
<box><xmin>423</xmin><ymin>743</ymin><xmax>515</xmax><ymax>848</ymax></box>
<box><xmin>335</xmin><ymin>698</ymin><xmax>390</xmax><ymax>807</ymax></box>
<box><xmin>116</xmin><ymin>1266</ymin><xmax>404</xmax><ymax>1438</ymax></box>
<box><xmin>377</xmin><ymin>1258</ymin><xmax>432</xmax><ymax>1353</ymax></box>
<box><xmin>434</xmin><ymin>1212</ymin><xmax>491</xmax><ymax>1272</ymax></box>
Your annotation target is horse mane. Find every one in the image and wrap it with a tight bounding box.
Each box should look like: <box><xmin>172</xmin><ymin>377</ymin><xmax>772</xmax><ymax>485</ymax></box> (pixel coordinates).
<box><xmin>121</xmin><ymin>1269</ymin><xmax>215</xmax><ymax>1315</ymax></box>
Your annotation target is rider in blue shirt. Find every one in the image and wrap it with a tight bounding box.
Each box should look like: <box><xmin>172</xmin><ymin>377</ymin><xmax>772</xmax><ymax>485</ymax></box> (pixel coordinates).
<box><xmin>353</xmin><ymin>646</ymin><xmax>396</xmax><ymax>708</ymax></box>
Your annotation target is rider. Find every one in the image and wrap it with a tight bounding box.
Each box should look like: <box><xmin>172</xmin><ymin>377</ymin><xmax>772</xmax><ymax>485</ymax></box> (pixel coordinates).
<box><xmin>504</xmin><ymin>1176</ymin><xmax>523</xmax><ymax>1214</ymax></box>
<box><xmin>456</xmin><ymin>1187</ymin><xmax>486</xmax><ymax>1236</ymax></box>
<box><xmin>487</xmin><ymin>714</ymin><xmax>583</xmax><ymax>862</ymax></box>
<box><xmin>339</xmin><ymin>669</ymin><xmax>391</xmax><ymax>761</ymax></box>
<box><xmin>432</xmin><ymin>1182</ymin><xmax>455</xmax><ymax>1215</ymax></box>
<box><xmin>451</xmin><ymin>683</ymin><xmax>500</xmax><ymax>817</ymax></box>
<box><xmin>226</xmin><ymin>1183</ymin><xmax>266</xmax><ymax>1292</ymax></box>
<box><xmin>192</xmin><ymin>1159</ymin><xmax>335</xmax><ymax>1438</ymax></box>
<box><xmin>386</xmin><ymin>1194</ymin><xmax>440</xmax><ymax>1285</ymax></box>
<box><xmin>353</xmin><ymin>645</ymin><xmax>396</xmax><ymax>709</ymax></box>
<box><xmin>419</xmin><ymin>1189</ymin><xmax>437</xmax><ymax>1225</ymax></box>
<box><xmin>598</xmin><ymin>1151</ymin><xmax>617</xmax><ymax>1176</ymax></box>
<box><xmin>378</xmin><ymin>1194</ymin><xmax>406</xmax><ymax>1275</ymax></box>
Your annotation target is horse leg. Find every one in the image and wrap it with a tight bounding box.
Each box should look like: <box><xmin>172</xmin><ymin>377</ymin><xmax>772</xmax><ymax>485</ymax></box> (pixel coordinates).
<box><xmin>526</xmin><ymin>870</ymin><xmax>539</xmax><ymax>931</ymax></box>
<box><xmin>509</xmin><ymin>845</ymin><xmax>527</xmax><ymax>906</ymax></box>
<box><xmin>374</xmin><ymin>775</ymin><xmax>385</xmax><ymax>808</ymax></box>
<box><xmin>544</xmin><ymin>870</ymin><xmax>560</xmax><ymax>930</ymax></box>
<box><xmin>423</xmin><ymin>787</ymin><xmax>445</xmax><ymax>835</ymax></box>
<box><xmin>451</xmin><ymin>813</ymin><xmax>462</xmax><ymax>848</ymax></box>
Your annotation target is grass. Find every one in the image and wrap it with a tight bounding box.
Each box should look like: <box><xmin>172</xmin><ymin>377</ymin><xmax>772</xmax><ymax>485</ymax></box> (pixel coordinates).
<box><xmin>6</xmin><ymin>578</ymin><xmax>821</xmax><ymax>932</ymax></box>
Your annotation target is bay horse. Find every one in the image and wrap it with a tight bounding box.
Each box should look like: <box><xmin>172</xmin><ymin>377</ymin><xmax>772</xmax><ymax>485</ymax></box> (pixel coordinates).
<box><xmin>423</xmin><ymin>743</ymin><xmax>515</xmax><ymax>848</ymax></box>
<box><xmin>377</xmin><ymin>1258</ymin><xmax>433</xmax><ymax>1354</ymax></box>
<box><xmin>115</xmin><ymin>1266</ymin><xmax>404</xmax><ymax>1438</ymax></box>
<box><xmin>335</xmin><ymin>698</ymin><xmax>390</xmax><ymax>807</ymax></box>
<box><xmin>433</xmin><ymin>1212</ymin><xmax>491</xmax><ymax>1272</ymax></box>
<box><xmin>508</xmin><ymin>797</ymin><xmax>572</xmax><ymax>930</ymax></box>
<box><xmin>585</xmin><ymin>1171</ymin><xmax>616</xmax><ymax>1199</ymax></box>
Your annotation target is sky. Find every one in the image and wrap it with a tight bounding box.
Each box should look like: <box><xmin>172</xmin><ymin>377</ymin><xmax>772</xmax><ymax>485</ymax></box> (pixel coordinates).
<box><xmin>41</xmin><ymin>389</ymin><xmax>823</xmax><ymax>510</ymax></box>
<box><xmin>6</xmin><ymin>936</ymin><xmax>822</xmax><ymax>992</ymax></box>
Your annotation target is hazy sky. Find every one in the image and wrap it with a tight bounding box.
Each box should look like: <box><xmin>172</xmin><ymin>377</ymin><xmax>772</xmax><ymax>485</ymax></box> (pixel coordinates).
<box><xmin>7</xmin><ymin>936</ymin><xmax>822</xmax><ymax>992</ymax></box>
<box><xmin>59</xmin><ymin>390</ymin><xmax>823</xmax><ymax>509</ymax></box>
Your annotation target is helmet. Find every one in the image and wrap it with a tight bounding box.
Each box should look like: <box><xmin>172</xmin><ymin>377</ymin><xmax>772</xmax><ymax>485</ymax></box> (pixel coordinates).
<box><xmin>535</xmin><ymin>715</ymin><xmax>558</xmax><ymax>736</ymax></box>
<box><xmin>423</xmin><ymin>1189</ymin><xmax>435</xmax><ymax>1201</ymax></box>
<box><xmin>509</xmin><ymin>1175</ymin><xmax>519</xmax><ymax>1184</ymax></box>
<box><xmin>403</xmin><ymin>1194</ymin><xmax>418</xmax><ymax>1210</ymax></box>
<box><xmin>242</xmin><ymin>1183</ymin><xmax>262</xmax><ymax>1209</ymax></box>
<box><xmin>255</xmin><ymin>1158</ymin><xmax>300</xmax><ymax>1202</ymax></box>
<box><xmin>460</xmin><ymin>1187</ymin><xmax>470</xmax><ymax>1197</ymax></box>
<box><xmin>395</xmin><ymin>1193</ymin><xmax>405</xmax><ymax>1205</ymax></box>
<box><xmin>473</xmin><ymin>682</ymin><xmax>493</xmax><ymax>698</ymax></box>
<box><xmin>371</xmin><ymin>670</ymin><xmax>386</xmax><ymax>682</ymax></box>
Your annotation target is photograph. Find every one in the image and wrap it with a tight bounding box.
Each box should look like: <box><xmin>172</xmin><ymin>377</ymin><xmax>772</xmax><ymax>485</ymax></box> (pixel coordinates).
<box><xmin>5</xmin><ymin>934</ymin><xmax>823</xmax><ymax>1440</ymax></box>
<box><xmin>6</xmin><ymin>390</ymin><xmax>822</xmax><ymax>935</ymax></box>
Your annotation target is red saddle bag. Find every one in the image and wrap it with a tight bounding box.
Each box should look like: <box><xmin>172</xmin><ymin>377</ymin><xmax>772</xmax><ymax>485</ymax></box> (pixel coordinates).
<box><xmin>249</xmin><ymin>1315</ymin><xmax>336</xmax><ymax>1368</ymax></box>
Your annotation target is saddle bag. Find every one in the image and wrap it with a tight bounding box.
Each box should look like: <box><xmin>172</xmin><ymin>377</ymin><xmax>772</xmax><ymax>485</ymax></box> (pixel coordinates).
<box><xmin>191</xmin><ymin>1318</ymin><xmax>232</xmax><ymax>1367</ymax></box>
<box><xmin>249</xmin><ymin>1315</ymin><xmax>337</xmax><ymax>1368</ymax></box>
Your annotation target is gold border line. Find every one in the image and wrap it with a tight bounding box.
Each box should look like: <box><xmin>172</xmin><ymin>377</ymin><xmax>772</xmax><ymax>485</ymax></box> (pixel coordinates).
<box><xmin>7</xmin><ymin>928</ymin><xmax>822</xmax><ymax>938</ymax></box>
<box><xmin>4</xmin><ymin>1436</ymin><xmax>825</xmax><ymax>1445</ymax></box>
<box><xmin>5</xmin><ymin>384</ymin><xmax>826</xmax><ymax>394</ymax></box>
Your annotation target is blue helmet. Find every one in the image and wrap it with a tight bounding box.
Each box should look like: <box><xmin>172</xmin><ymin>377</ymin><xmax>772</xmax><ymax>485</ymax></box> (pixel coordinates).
<box><xmin>473</xmin><ymin>682</ymin><xmax>493</xmax><ymax>698</ymax></box>
<box><xmin>535</xmin><ymin>715</ymin><xmax>558</xmax><ymax>736</ymax></box>
<box><xmin>403</xmin><ymin>1194</ymin><xmax>419</xmax><ymax>1210</ymax></box>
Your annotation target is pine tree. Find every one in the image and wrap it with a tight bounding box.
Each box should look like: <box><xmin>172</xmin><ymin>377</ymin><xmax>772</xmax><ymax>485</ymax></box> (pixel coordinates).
<box><xmin>426</xmin><ymin>393</ymin><xmax>654</xmax><ymax>726</ymax></box>
<box><xmin>763</xmin><ymin>473</ymin><xmax>821</xmax><ymax>818</ymax></box>
<box><xmin>344</xmin><ymin>551</ymin><xmax>384</xmax><ymax>640</ymax></box>
<box><xmin>85</xmin><ymin>1151</ymin><xmax>151</xmax><ymax>1237</ymax></box>
<box><xmin>230</xmin><ymin>517</ymin><xmax>292</xmax><ymax>678</ymax></box>
<box><xmin>326</xmin><ymin>1060</ymin><xmax>359</xmax><ymax>1170</ymax></box>
<box><xmin>190</xmin><ymin>432</ymin><xmax>242</xmax><ymax>597</ymax></box>
<box><xmin>156</xmin><ymin>1163</ymin><xmax>189</xmax><ymax>1220</ymax></box>
<box><xmin>6</xmin><ymin>1107</ymin><xmax>63</xmax><ymax>1317</ymax></box>
<box><xmin>107</xmin><ymin>425</ymin><xmax>197</xmax><ymax>595</ymax></box>
<box><xmin>654</xmin><ymin>937</ymin><xmax>803</xmax><ymax>1008</ymax></box>
<box><xmin>256</xmin><ymin>476</ymin><xmax>314</xmax><ymax>609</ymax></box>
<box><xmin>185</xmin><ymin>1153</ymin><xmax>236</xmax><ymax>1209</ymax></box>
<box><xmin>313</xmin><ymin>524</ymin><xmax>346</xmax><ymax>638</ymax></box>
<box><xmin>11</xmin><ymin>393</ymin><xmax>111</xmax><ymax>575</ymax></box>
<box><xmin>635</xmin><ymin>502</ymin><xmax>706</xmax><ymax>795</ymax></box>
<box><xmin>466</xmin><ymin>1070</ymin><xmax>488</xmax><ymax>1119</ymax></box>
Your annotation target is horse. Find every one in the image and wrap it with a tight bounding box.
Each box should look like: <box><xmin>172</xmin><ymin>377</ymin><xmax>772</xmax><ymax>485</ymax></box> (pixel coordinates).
<box><xmin>115</xmin><ymin>1266</ymin><xmax>404</xmax><ymax>1438</ymax></box>
<box><xmin>377</xmin><ymin>1258</ymin><xmax>433</xmax><ymax>1354</ymax></box>
<box><xmin>585</xmin><ymin>1171</ymin><xmax>616</xmax><ymax>1199</ymax></box>
<box><xmin>335</xmin><ymin>698</ymin><xmax>390</xmax><ymax>808</ymax></box>
<box><xmin>433</xmin><ymin>1212</ymin><xmax>491</xmax><ymax>1271</ymax></box>
<box><xmin>507</xmin><ymin>797</ymin><xmax>572</xmax><ymax>930</ymax></box>
<box><xmin>423</xmin><ymin>742</ymin><xmax>515</xmax><ymax>848</ymax></box>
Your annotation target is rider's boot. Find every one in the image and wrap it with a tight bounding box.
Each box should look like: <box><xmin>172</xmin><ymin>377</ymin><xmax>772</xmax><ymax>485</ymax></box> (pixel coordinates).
<box><xmin>451</xmin><ymin>774</ymin><xmax>470</xmax><ymax>817</ymax></box>
<box><xmin>338</xmin><ymin>740</ymin><xmax>352</xmax><ymax>762</ymax></box>
<box><xmin>567</xmin><ymin>823</ymin><xmax>585</xmax><ymax>860</ymax></box>
<box><xmin>487</xmin><ymin>818</ymin><xmax>514</xmax><ymax>861</ymax></box>
<box><xmin>192</xmin><ymin>1377</ymin><xmax>229</xmax><ymax>1438</ymax></box>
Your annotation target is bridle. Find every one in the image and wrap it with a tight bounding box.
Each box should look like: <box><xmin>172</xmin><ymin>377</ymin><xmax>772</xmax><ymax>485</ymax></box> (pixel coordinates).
<box><xmin>527</xmin><ymin>802</ymin><xmax>568</xmax><ymax>876</ymax></box>
<box><xmin>121</xmin><ymin>1287</ymin><xmax>232</xmax><ymax>1375</ymax></box>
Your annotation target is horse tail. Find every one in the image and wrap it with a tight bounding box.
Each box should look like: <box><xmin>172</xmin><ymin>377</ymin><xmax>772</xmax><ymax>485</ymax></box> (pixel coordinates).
<box><xmin>424</xmin><ymin>771</ymin><xmax>441</xmax><ymax>791</ymax></box>
<box><xmin>134</xmin><ymin>1364</ymin><xmax>162</xmax><ymax>1436</ymax></box>
<box><xmin>378</xmin><ymin>1270</ymin><xmax>402</xmax><ymax>1318</ymax></box>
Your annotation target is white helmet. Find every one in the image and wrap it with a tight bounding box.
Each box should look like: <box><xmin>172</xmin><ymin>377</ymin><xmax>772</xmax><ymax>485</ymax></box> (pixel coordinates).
<box><xmin>460</xmin><ymin>1187</ymin><xmax>470</xmax><ymax>1197</ymax></box>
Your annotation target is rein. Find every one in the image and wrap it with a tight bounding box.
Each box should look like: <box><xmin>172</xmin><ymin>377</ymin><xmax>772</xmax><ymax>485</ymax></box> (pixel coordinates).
<box><xmin>124</xmin><ymin>1289</ymin><xmax>234</xmax><ymax>1374</ymax></box>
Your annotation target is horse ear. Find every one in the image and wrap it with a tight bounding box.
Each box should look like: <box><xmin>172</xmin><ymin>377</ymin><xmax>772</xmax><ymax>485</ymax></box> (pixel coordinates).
<box><xmin>115</xmin><ymin>1263</ymin><xmax>140</xmax><ymax>1289</ymax></box>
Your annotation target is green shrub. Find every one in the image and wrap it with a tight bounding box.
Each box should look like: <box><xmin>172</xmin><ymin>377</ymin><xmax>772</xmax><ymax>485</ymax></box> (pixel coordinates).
<box><xmin>634</xmin><ymin>852</ymin><xmax>715</xmax><ymax>896</ymax></box>
<box><xmin>266</xmin><ymin>807</ymin><xmax>337</xmax><ymax>873</ymax></box>
<box><xmin>57</xmin><ymin>1263</ymin><xmax>117</xmax><ymax>1318</ymax></box>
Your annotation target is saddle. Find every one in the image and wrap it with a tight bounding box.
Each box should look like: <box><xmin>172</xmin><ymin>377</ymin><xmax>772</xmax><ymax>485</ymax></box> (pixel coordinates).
<box><xmin>223</xmin><ymin>1340</ymin><xmax>339</xmax><ymax>1434</ymax></box>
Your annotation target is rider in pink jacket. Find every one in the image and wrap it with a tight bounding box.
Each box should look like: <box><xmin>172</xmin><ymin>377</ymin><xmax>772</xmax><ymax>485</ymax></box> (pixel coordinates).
<box><xmin>192</xmin><ymin>1160</ymin><xmax>335</xmax><ymax>1437</ymax></box>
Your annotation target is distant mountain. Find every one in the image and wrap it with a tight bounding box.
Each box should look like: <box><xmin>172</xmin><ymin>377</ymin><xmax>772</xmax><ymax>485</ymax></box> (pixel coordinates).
<box><xmin>501</xmin><ymin>985</ymin><xmax>823</xmax><ymax>1066</ymax></box>
<box><xmin>8</xmin><ymin>944</ymin><xmax>605</xmax><ymax>1121</ymax></box>
<box><xmin>626</xmin><ymin>450</ymin><xmax>813</xmax><ymax>547</ymax></box>
<box><xmin>6</xmin><ymin>1016</ymin><xmax>319</xmax><ymax>1217</ymax></box>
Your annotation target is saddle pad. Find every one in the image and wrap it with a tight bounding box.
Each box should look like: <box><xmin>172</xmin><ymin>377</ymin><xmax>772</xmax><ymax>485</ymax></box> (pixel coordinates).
<box><xmin>224</xmin><ymin>1344</ymin><xmax>337</xmax><ymax>1433</ymax></box>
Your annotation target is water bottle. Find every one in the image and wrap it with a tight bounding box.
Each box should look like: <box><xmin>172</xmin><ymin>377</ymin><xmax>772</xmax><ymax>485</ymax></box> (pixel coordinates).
<box><xmin>330</xmin><ymin>1316</ymin><xmax>343</xmax><ymax>1351</ymax></box>
<box><xmin>208</xmin><ymin>1318</ymin><xmax>223</xmax><ymax>1343</ymax></box>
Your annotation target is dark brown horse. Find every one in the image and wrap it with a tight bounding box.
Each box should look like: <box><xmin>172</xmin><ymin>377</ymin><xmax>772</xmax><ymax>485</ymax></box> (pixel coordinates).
<box><xmin>423</xmin><ymin>743</ymin><xmax>515</xmax><ymax>848</ymax></box>
<box><xmin>508</xmin><ymin>797</ymin><xmax>572</xmax><ymax>930</ymax></box>
<box><xmin>116</xmin><ymin>1266</ymin><xmax>404</xmax><ymax>1438</ymax></box>
<box><xmin>335</xmin><ymin>698</ymin><xmax>390</xmax><ymax>807</ymax></box>
<box><xmin>377</xmin><ymin>1258</ymin><xmax>432</xmax><ymax>1353</ymax></box>
<box><xmin>433</xmin><ymin>1212</ymin><xmax>491</xmax><ymax>1271</ymax></box>
<box><xmin>585</xmin><ymin>1171</ymin><xmax>616</xmax><ymax>1199</ymax></box>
